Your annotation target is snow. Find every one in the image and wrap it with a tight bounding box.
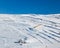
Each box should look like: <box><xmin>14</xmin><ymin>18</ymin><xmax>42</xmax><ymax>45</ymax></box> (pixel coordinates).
<box><xmin>0</xmin><ymin>14</ymin><xmax>60</xmax><ymax>48</ymax></box>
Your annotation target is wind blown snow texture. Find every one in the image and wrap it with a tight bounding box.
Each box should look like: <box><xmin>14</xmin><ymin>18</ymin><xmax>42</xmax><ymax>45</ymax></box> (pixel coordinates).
<box><xmin>0</xmin><ymin>14</ymin><xmax>60</xmax><ymax>48</ymax></box>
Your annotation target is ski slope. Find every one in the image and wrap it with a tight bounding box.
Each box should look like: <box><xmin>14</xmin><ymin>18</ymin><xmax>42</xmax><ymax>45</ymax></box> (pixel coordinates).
<box><xmin>0</xmin><ymin>14</ymin><xmax>60</xmax><ymax>48</ymax></box>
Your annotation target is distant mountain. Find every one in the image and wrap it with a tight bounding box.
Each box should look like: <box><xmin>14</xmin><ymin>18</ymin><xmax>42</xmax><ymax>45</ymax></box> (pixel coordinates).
<box><xmin>0</xmin><ymin>14</ymin><xmax>60</xmax><ymax>48</ymax></box>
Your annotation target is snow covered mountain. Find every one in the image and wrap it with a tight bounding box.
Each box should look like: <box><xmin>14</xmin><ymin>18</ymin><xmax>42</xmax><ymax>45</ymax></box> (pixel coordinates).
<box><xmin>0</xmin><ymin>14</ymin><xmax>60</xmax><ymax>48</ymax></box>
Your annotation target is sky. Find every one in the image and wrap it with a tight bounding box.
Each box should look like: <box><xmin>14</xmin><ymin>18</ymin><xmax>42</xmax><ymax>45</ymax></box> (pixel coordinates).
<box><xmin>0</xmin><ymin>0</ymin><xmax>60</xmax><ymax>14</ymax></box>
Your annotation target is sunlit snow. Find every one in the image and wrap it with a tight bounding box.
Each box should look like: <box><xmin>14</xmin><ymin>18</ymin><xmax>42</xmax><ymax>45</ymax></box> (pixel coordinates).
<box><xmin>0</xmin><ymin>14</ymin><xmax>60</xmax><ymax>48</ymax></box>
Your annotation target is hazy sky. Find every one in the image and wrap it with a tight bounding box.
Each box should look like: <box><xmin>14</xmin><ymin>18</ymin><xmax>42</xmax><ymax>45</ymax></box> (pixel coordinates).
<box><xmin>0</xmin><ymin>0</ymin><xmax>60</xmax><ymax>14</ymax></box>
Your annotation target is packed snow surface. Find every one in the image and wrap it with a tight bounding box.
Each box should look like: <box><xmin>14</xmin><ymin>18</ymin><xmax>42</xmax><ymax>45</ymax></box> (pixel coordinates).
<box><xmin>0</xmin><ymin>14</ymin><xmax>60</xmax><ymax>48</ymax></box>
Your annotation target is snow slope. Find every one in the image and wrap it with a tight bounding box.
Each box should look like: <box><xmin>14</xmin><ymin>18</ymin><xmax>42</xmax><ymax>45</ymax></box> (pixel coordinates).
<box><xmin>0</xmin><ymin>14</ymin><xmax>60</xmax><ymax>48</ymax></box>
